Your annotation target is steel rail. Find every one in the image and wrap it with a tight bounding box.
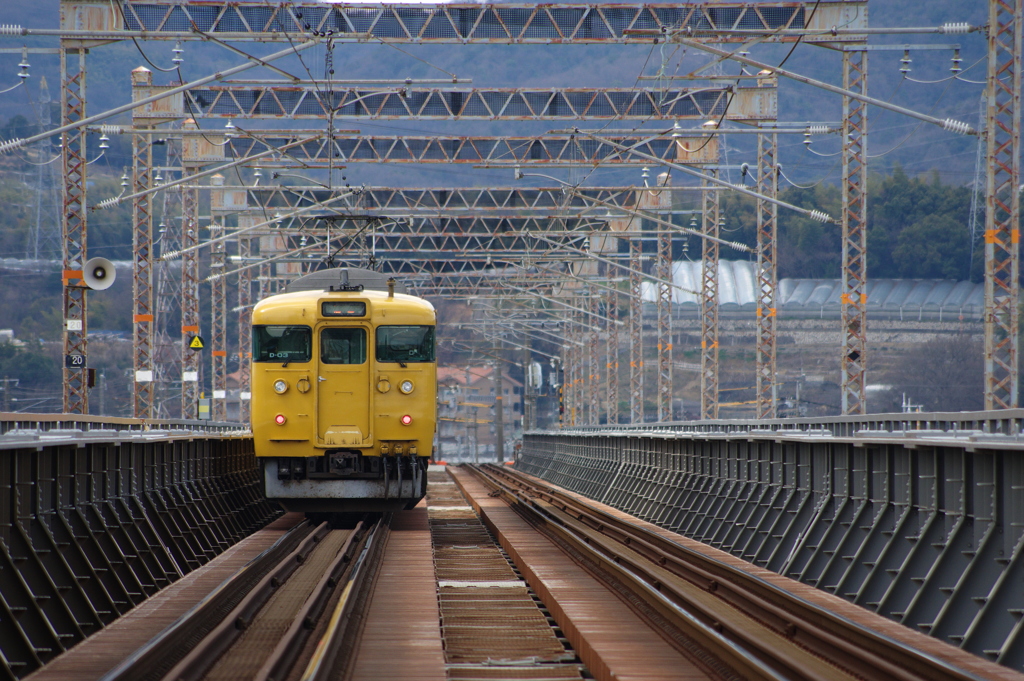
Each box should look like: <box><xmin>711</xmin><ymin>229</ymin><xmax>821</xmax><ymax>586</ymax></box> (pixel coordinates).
<box><xmin>161</xmin><ymin>521</ymin><xmax>333</xmax><ymax>681</ymax></box>
<box><xmin>254</xmin><ymin>518</ymin><xmax>380</xmax><ymax>681</ymax></box>
<box><xmin>473</xmin><ymin>464</ymin><xmax>991</xmax><ymax>681</ymax></box>
<box><xmin>301</xmin><ymin>514</ymin><xmax>392</xmax><ymax>681</ymax></box>
<box><xmin>98</xmin><ymin>519</ymin><xmax>315</xmax><ymax>681</ymax></box>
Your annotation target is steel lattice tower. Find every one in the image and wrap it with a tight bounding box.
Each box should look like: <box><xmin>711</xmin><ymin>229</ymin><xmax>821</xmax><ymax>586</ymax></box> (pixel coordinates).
<box><xmin>588</xmin><ymin>293</ymin><xmax>601</xmax><ymax>425</ymax></box>
<box><xmin>605</xmin><ymin>289</ymin><xmax>619</xmax><ymax>426</ymax></box>
<box><xmin>131</xmin><ymin>67</ymin><xmax>156</xmax><ymax>418</ymax></box>
<box><xmin>840</xmin><ymin>48</ymin><xmax>868</xmax><ymax>415</ymax></box>
<box><xmin>984</xmin><ymin>0</ymin><xmax>1022</xmax><ymax>409</ymax></box>
<box><xmin>628</xmin><ymin>237</ymin><xmax>644</xmax><ymax>424</ymax></box>
<box><xmin>237</xmin><ymin>225</ymin><xmax>254</xmax><ymax>425</ymax></box>
<box><xmin>209</xmin><ymin>215</ymin><xmax>227</xmax><ymax>422</ymax></box>
<box><xmin>700</xmin><ymin>170</ymin><xmax>720</xmax><ymax>420</ymax></box>
<box><xmin>179</xmin><ymin>158</ymin><xmax>201</xmax><ymax>418</ymax></box>
<box><xmin>756</xmin><ymin>130</ymin><xmax>779</xmax><ymax>419</ymax></box>
<box><xmin>60</xmin><ymin>45</ymin><xmax>88</xmax><ymax>414</ymax></box>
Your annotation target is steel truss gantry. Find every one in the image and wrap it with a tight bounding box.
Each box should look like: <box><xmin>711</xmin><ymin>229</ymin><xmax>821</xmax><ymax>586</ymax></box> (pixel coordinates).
<box><xmin>223</xmin><ymin>132</ymin><xmax>715</xmax><ymax>167</ymax></box>
<box><xmin>983</xmin><ymin>0</ymin><xmax>1022</xmax><ymax>409</ymax></box>
<box><xmin>47</xmin><ymin>0</ymin><xmax>846</xmax><ymax>417</ymax></box>
<box><xmin>109</xmin><ymin>2</ymin><xmax>843</xmax><ymax>43</ymax></box>
<box><xmin>167</xmin><ymin>84</ymin><xmax>774</xmax><ymax>122</ymax></box>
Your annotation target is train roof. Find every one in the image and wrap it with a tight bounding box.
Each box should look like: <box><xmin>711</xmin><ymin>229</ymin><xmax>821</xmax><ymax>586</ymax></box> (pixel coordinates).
<box><xmin>284</xmin><ymin>267</ymin><xmax>408</xmax><ymax>295</ymax></box>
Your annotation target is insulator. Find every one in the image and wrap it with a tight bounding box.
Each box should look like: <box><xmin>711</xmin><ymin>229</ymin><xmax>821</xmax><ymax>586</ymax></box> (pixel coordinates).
<box><xmin>99</xmin><ymin>124</ymin><xmax>124</xmax><ymax>135</ymax></box>
<box><xmin>808</xmin><ymin>209</ymin><xmax>831</xmax><ymax>223</ymax></box>
<box><xmin>0</xmin><ymin>25</ymin><xmax>24</xmax><ymax>36</ymax></box>
<box><xmin>899</xmin><ymin>50</ymin><xmax>912</xmax><ymax>75</ymax></box>
<box><xmin>807</xmin><ymin>125</ymin><xmax>830</xmax><ymax>136</ymax></box>
<box><xmin>802</xmin><ymin>132</ymin><xmax>812</xmax><ymax>147</ymax></box>
<box><xmin>950</xmin><ymin>49</ymin><xmax>963</xmax><ymax>75</ymax></box>
<box><xmin>96</xmin><ymin>196</ymin><xmax>123</xmax><ymax>209</ymax></box>
<box><xmin>940</xmin><ymin>22</ymin><xmax>971</xmax><ymax>35</ymax></box>
<box><xmin>943</xmin><ymin>118</ymin><xmax>972</xmax><ymax>135</ymax></box>
<box><xmin>0</xmin><ymin>137</ymin><xmax>26</xmax><ymax>154</ymax></box>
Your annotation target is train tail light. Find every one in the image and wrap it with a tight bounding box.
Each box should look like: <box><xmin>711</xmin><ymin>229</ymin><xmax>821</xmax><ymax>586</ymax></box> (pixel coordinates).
<box><xmin>400</xmin><ymin>414</ymin><xmax>413</xmax><ymax>426</ymax></box>
<box><xmin>275</xmin><ymin>414</ymin><xmax>287</xmax><ymax>425</ymax></box>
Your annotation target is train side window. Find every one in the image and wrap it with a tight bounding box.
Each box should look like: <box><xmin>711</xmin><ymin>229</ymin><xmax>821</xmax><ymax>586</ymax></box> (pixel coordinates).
<box><xmin>376</xmin><ymin>325</ymin><xmax>435</xmax><ymax>363</ymax></box>
<box><xmin>321</xmin><ymin>328</ymin><xmax>367</xmax><ymax>364</ymax></box>
<box><xmin>253</xmin><ymin>325</ymin><xmax>311</xmax><ymax>364</ymax></box>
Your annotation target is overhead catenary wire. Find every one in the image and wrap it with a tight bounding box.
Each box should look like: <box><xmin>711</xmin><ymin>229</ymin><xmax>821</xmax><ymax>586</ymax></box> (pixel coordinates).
<box><xmin>0</xmin><ymin>39</ymin><xmax>320</xmax><ymax>154</ymax></box>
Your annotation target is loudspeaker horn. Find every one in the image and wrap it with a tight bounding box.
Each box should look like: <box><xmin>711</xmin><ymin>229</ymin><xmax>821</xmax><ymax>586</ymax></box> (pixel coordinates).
<box><xmin>83</xmin><ymin>257</ymin><xmax>116</xmax><ymax>290</ymax></box>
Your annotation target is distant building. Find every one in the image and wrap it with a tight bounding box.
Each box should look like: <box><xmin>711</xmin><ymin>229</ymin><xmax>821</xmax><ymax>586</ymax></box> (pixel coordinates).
<box><xmin>436</xmin><ymin>365</ymin><xmax>523</xmax><ymax>462</ymax></box>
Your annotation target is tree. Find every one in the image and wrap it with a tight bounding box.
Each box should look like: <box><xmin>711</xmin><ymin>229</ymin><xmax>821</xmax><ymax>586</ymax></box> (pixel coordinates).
<box><xmin>882</xmin><ymin>333</ymin><xmax>983</xmax><ymax>412</ymax></box>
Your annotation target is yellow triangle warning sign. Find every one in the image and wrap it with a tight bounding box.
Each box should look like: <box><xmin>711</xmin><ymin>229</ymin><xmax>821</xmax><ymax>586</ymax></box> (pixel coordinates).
<box><xmin>189</xmin><ymin>336</ymin><xmax>205</xmax><ymax>350</ymax></box>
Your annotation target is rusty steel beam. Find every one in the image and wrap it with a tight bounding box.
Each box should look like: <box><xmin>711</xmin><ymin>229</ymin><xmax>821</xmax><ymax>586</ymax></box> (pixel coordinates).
<box><xmin>108</xmin><ymin>2</ymin><xmax>833</xmax><ymax>42</ymax></box>
<box><xmin>700</xmin><ymin>169</ymin><xmax>720</xmax><ymax>420</ymax></box>
<box><xmin>983</xmin><ymin>0</ymin><xmax>1022</xmax><ymax>409</ymax></box>
<box><xmin>155</xmin><ymin>84</ymin><xmax>774</xmax><ymax>122</ymax></box>
<box><xmin>60</xmin><ymin>45</ymin><xmax>89</xmax><ymax>414</ymax></box>
<box><xmin>840</xmin><ymin>48</ymin><xmax>868</xmax><ymax>415</ymax></box>
<box><xmin>755</xmin><ymin>131</ymin><xmax>778</xmax><ymax>419</ymax></box>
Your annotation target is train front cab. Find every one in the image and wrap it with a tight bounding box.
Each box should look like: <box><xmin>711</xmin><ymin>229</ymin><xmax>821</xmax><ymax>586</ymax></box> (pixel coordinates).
<box><xmin>252</xmin><ymin>290</ymin><xmax>436</xmax><ymax>512</ymax></box>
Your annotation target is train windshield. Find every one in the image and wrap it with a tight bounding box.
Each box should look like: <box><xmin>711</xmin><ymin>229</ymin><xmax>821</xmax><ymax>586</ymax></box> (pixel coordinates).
<box><xmin>321</xmin><ymin>328</ymin><xmax>367</xmax><ymax>364</ymax></box>
<box><xmin>376</xmin><ymin>325</ymin><xmax>435</xmax><ymax>363</ymax></box>
<box><xmin>253</xmin><ymin>325</ymin><xmax>311</xmax><ymax>364</ymax></box>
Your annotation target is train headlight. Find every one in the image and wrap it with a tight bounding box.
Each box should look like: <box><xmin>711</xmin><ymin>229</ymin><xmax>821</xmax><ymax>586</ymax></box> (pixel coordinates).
<box><xmin>275</xmin><ymin>414</ymin><xmax>287</xmax><ymax>425</ymax></box>
<box><xmin>399</xmin><ymin>380</ymin><xmax>414</xmax><ymax>394</ymax></box>
<box><xmin>273</xmin><ymin>379</ymin><xmax>289</xmax><ymax>394</ymax></box>
<box><xmin>400</xmin><ymin>414</ymin><xmax>413</xmax><ymax>426</ymax></box>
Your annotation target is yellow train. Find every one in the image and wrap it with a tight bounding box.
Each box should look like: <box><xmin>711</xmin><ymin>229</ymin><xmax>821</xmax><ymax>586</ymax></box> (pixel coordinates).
<box><xmin>250</xmin><ymin>267</ymin><xmax>436</xmax><ymax>512</ymax></box>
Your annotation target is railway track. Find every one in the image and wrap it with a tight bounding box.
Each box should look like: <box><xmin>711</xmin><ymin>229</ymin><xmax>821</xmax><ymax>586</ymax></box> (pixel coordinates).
<box><xmin>28</xmin><ymin>464</ymin><xmax>1024</xmax><ymax>681</ymax></box>
<box><xmin>99</xmin><ymin>515</ymin><xmax>388</xmax><ymax>681</ymax></box>
<box><xmin>457</xmin><ymin>463</ymin><xmax>1020</xmax><ymax>681</ymax></box>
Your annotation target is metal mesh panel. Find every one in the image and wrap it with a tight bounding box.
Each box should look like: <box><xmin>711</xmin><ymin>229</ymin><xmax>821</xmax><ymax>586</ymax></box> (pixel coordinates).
<box><xmin>184</xmin><ymin>6</ymin><xmax>219</xmax><ymax>31</ymax></box>
<box><xmin>472</xmin><ymin>10</ymin><xmax>510</xmax><ymax>38</ymax></box>
<box><xmin>213</xmin><ymin>7</ymin><xmax>247</xmax><ymax>33</ymax></box>
<box><xmin>434</xmin><ymin>9</ymin><xmax>474</xmax><ymax>39</ymax></box>
<box><xmin>631</xmin><ymin>7</ymin><xmax>661</xmax><ymax>31</ymax></box>
<box><xmin>209</xmin><ymin>91</ymin><xmax>243</xmax><ymax>116</ymax></box>
<box><xmin>337</xmin><ymin>8</ymin><xmax>373</xmax><ymax>33</ymax></box>
<box><xmin>372</xmin><ymin>10</ymin><xmax>406</xmax><ymax>38</ymax></box>
<box><xmin>163</xmin><ymin>7</ymin><xmax>192</xmax><ymax>31</ymax></box>
<box><xmin>521</xmin><ymin>11</ymin><xmax>561</xmax><ymax>39</ymax></box>
<box><xmin>395</xmin><ymin>8</ymin><xmax>431</xmax><ymax>36</ymax></box>
<box><xmin>735</xmin><ymin>8</ymin><xmax>767</xmax><ymax>30</ymax></box>
<box><xmin>578</xmin><ymin>9</ymin><xmax>614</xmax><ymax>39</ymax></box>
<box><xmin>708</xmin><ymin>7</ymin><xmax>743</xmax><ymax>30</ymax></box>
